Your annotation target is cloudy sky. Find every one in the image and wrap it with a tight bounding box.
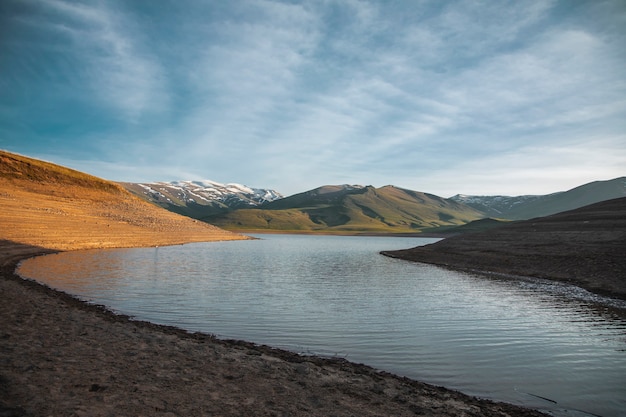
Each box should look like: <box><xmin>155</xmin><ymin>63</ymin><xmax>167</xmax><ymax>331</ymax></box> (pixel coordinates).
<box><xmin>1</xmin><ymin>0</ymin><xmax>624</xmax><ymax>197</ymax></box>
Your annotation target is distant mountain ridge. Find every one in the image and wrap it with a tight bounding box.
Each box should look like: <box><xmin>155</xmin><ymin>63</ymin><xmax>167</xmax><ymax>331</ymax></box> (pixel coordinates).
<box><xmin>450</xmin><ymin>177</ymin><xmax>626</xmax><ymax>220</ymax></box>
<box><xmin>204</xmin><ymin>184</ymin><xmax>485</xmax><ymax>233</ymax></box>
<box><xmin>122</xmin><ymin>180</ymin><xmax>283</xmax><ymax>219</ymax></box>
<box><xmin>122</xmin><ymin>177</ymin><xmax>626</xmax><ymax>233</ymax></box>
<box><xmin>450</xmin><ymin>194</ymin><xmax>543</xmax><ymax>218</ymax></box>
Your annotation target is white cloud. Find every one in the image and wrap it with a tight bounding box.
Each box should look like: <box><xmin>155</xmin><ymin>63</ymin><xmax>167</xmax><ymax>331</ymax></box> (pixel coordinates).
<box><xmin>172</xmin><ymin>0</ymin><xmax>322</xmax><ymax>153</ymax></box>
<box><xmin>410</xmin><ymin>134</ymin><xmax>626</xmax><ymax>197</ymax></box>
<box><xmin>434</xmin><ymin>26</ymin><xmax>626</xmax><ymax>139</ymax></box>
<box><xmin>2</xmin><ymin>0</ymin><xmax>624</xmax><ymax>197</ymax></box>
<box><xmin>38</xmin><ymin>0</ymin><xmax>168</xmax><ymax>121</ymax></box>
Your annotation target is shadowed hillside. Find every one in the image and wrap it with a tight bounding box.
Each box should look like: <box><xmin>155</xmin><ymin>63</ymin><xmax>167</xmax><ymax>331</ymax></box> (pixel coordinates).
<box><xmin>383</xmin><ymin>197</ymin><xmax>626</xmax><ymax>299</ymax></box>
<box><xmin>0</xmin><ymin>150</ymin><xmax>247</xmax><ymax>251</ymax></box>
<box><xmin>451</xmin><ymin>177</ymin><xmax>626</xmax><ymax>220</ymax></box>
<box><xmin>205</xmin><ymin>184</ymin><xmax>484</xmax><ymax>233</ymax></box>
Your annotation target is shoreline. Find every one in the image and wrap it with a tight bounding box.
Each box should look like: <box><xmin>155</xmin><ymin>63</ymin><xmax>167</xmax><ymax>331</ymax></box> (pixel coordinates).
<box><xmin>381</xmin><ymin>250</ymin><xmax>626</xmax><ymax>315</ymax></box>
<box><xmin>220</xmin><ymin>229</ymin><xmax>449</xmax><ymax>238</ymax></box>
<box><xmin>381</xmin><ymin>198</ymin><xmax>626</xmax><ymax>304</ymax></box>
<box><xmin>381</xmin><ymin>238</ymin><xmax>626</xmax><ymax>304</ymax></box>
<box><xmin>1</xmin><ymin>241</ymin><xmax>549</xmax><ymax>417</ymax></box>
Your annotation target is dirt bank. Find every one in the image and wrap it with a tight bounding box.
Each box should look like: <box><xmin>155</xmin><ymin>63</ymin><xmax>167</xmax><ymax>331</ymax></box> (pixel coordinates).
<box><xmin>383</xmin><ymin>197</ymin><xmax>626</xmax><ymax>301</ymax></box>
<box><xmin>0</xmin><ymin>241</ymin><xmax>549</xmax><ymax>417</ymax></box>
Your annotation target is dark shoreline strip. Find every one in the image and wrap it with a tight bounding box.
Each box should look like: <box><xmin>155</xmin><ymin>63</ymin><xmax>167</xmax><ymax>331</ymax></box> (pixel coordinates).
<box><xmin>381</xmin><ymin>251</ymin><xmax>626</xmax><ymax>320</ymax></box>
<box><xmin>380</xmin><ymin>249</ymin><xmax>626</xmax><ymax>307</ymax></box>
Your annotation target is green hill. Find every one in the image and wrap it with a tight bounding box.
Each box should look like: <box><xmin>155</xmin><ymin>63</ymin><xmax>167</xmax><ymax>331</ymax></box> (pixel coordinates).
<box><xmin>420</xmin><ymin>217</ymin><xmax>510</xmax><ymax>236</ymax></box>
<box><xmin>204</xmin><ymin>184</ymin><xmax>484</xmax><ymax>234</ymax></box>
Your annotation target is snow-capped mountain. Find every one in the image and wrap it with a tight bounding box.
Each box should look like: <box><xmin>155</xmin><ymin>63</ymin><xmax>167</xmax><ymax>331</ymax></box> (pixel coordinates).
<box><xmin>122</xmin><ymin>180</ymin><xmax>283</xmax><ymax>219</ymax></box>
<box><xmin>122</xmin><ymin>176</ymin><xmax>626</xmax><ymax>223</ymax></box>
<box><xmin>449</xmin><ymin>194</ymin><xmax>547</xmax><ymax>218</ymax></box>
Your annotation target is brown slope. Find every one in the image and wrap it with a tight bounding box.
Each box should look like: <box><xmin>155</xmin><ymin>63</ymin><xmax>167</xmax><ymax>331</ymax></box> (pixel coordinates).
<box><xmin>0</xmin><ymin>150</ymin><xmax>248</xmax><ymax>254</ymax></box>
<box><xmin>211</xmin><ymin>184</ymin><xmax>484</xmax><ymax>233</ymax></box>
<box><xmin>382</xmin><ymin>197</ymin><xmax>626</xmax><ymax>300</ymax></box>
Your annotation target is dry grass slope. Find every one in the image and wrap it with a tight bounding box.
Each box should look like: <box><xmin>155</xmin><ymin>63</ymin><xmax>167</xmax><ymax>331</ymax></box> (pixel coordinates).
<box><xmin>0</xmin><ymin>150</ymin><xmax>248</xmax><ymax>252</ymax></box>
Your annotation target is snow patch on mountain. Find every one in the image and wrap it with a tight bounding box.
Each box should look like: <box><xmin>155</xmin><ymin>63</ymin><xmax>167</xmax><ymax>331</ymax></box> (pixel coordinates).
<box><xmin>134</xmin><ymin>180</ymin><xmax>283</xmax><ymax>209</ymax></box>
<box><xmin>450</xmin><ymin>194</ymin><xmax>547</xmax><ymax>216</ymax></box>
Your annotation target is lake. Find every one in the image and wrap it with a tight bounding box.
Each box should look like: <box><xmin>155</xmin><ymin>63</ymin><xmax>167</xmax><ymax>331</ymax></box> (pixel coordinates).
<box><xmin>17</xmin><ymin>234</ymin><xmax>626</xmax><ymax>417</ymax></box>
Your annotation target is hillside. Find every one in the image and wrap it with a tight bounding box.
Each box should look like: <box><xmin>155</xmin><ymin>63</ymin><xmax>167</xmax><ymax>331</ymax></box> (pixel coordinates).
<box><xmin>0</xmin><ymin>150</ymin><xmax>247</xmax><ymax>254</ymax></box>
<box><xmin>383</xmin><ymin>197</ymin><xmax>626</xmax><ymax>299</ymax></box>
<box><xmin>122</xmin><ymin>180</ymin><xmax>283</xmax><ymax>218</ymax></box>
<box><xmin>205</xmin><ymin>184</ymin><xmax>484</xmax><ymax>233</ymax></box>
<box><xmin>122</xmin><ymin>177</ymin><xmax>626</xmax><ymax>233</ymax></box>
<box><xmin>451</xmin><ymin>177</ymin><xmax>626</xmax><ymax>220</ymax></box>
<box><xmin>422</xmin><ymin>217</ymin><xmax>510</xmax><ymax>236</ymax></box>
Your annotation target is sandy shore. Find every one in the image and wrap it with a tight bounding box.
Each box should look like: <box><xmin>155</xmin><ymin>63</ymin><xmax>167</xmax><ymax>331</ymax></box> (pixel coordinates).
<box><xmin>0</xmin><ymin>241</ymin><xmax>549</xmax><ymax>417</ymax></box>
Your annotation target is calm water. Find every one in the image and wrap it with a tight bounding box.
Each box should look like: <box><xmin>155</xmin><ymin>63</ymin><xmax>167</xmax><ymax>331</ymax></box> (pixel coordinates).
<box><xmin>18</xmin><ymin>234</ymin><xmax>626</xmax><ymax>417</ymax></box>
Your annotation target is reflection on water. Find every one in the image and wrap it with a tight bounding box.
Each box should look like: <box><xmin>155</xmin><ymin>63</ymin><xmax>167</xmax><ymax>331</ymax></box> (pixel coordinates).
<box><xmin>18</xmin><ymin>234</ymin><xmax>626</xmax><ymax>417</ymax></box>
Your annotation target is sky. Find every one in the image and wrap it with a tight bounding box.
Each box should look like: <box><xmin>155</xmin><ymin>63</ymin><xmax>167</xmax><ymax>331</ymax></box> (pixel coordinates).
<box><xmin>1</xmin><ymin>0</ymin><xmax>625</xmax><ymax>197</ymax></box>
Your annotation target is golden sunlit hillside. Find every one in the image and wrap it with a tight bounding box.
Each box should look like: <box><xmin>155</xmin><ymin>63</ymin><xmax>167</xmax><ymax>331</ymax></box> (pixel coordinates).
<box><xmin>0</xmin><ymin>150</ymin><xmax>248</xmax><ymax>252</ymax></box>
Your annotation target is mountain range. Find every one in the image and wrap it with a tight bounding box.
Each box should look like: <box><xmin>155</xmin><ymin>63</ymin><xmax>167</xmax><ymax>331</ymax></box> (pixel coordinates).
<box><xmin>122</xmin><ymin>180</ymin><xmax>283</xmax><ymax>219</ymax></box>
<box><xmin>123</xmin><ymin>177</ymin><xmax>626</xmax><ymax>234</ymax></box>
<box><xmin>451</xmin><ymin>177</ymin><xmax>626</xmax><ymax>220</ymax></box>
<box><xmin>204</xmin><ymin>184</ymin><xmax>484</xmax><ymax>233</ymax></box>
<box><xmin>0</xmin><ymin>150</ymin><xmax>245</xmax><ymax>252</ymax></box>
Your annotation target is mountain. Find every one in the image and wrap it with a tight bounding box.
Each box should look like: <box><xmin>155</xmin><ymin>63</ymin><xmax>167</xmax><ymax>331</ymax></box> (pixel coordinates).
<box><xmin>0</xmin><ymin>150</ymin><xmax>246</xmax><ymax>252</ymax></box>
<box><xmin>383</xmin><ymin>197</ymin><xmax>626</xmax><ymax>299</ymax></box>
<box><xmin>425</xmin><ymin>217</ymin><xmax>510</xmax><ymax>236</ymax></box>
<box><xmin>204</xmin><ymin>184</ymin><xmax>485</xmax><ymax>233</ymax></box>
<box><xmin>122</xmin><ymin>176</ymin><xmax>626</xmax><ymax>234</ymax></box>
<box><xmin>451</xmin><ymin>177</ymin><xmax>626</xmax><ymax>220</ymax></box>
<box><xmin>121</xmin><ymin>180</ymin><xmax>283</xmax><ymax>219</ymax></box>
